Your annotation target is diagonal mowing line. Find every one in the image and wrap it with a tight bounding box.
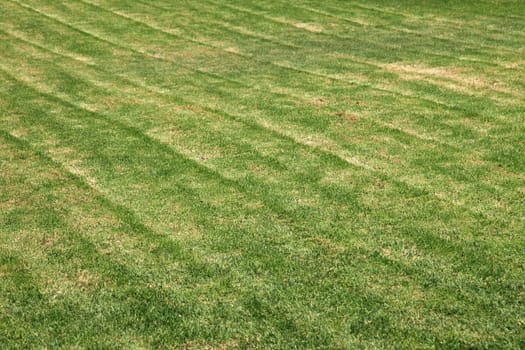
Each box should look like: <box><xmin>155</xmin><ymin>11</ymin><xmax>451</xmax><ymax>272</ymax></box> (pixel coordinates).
<box><xmin>4</xmin><ymin>130</ymin><xmax>476</xmax><ymax>350</ymax></box>
<box><xmin>133</xmin><ymin>0</ymin><xmax>303</xmax><ymax>51</ymax></box>
<box><xmin>0</xmin><ymin>28</ymin><xmax>368</xmax><ymax>174</ymax></box>
<box><xmin>177</xmin><ymin>0</ymin><xmax>510</xmax><ymax>66</ymax></box>
<box><xmin>0</xmin><ymin>128</ymin><xmax>201</xmax><ymax>272</ymax></box>
<box><xmin>3</xmin><ymin>4</ymin><xmax>520</xmax><ymax>205</ymax></box>
<box><xmin>1</xmin><ymin>29</ymin><xmax>520</xmax><ymax>290</ymax></box>
<box><xmin>146</xmin><ymin>0</ymin><xmax>525</xmax><ymax>98</ymax></box>
<box><xmin>5</xmin><ymin>3</ymin><xmax>523</xmax><ymax>158</ymax></box>
<box><xmin>4</xmin><ymin>20</ymin><xmax>523</xmax><ymax>198</ymax></box>
<box><xmin>63</xmin><ymin>0</ymin><xmax>481</xmax><ymax>110</ymax></box>
<box><xmin>201</xmin><ymin>2</ymin><xmax>524</xmax><ymax>99</ymax></box>
<box><xmin>82</xmin><ymin>0</ymin><xmax>521</xmax><ymax>107</ymax></box>
<box><xmin>318</xmin><ymin>0</ymin><xmax>525</xmax><ymax>38</ymax></box>
<box><xmin>27</xmin><ymin>0</ymin><xmax>518</xmax><ymax>127</ymax></box>
<box><xmin>3</xmin><ymin>0</ymin><xmax>311</xmax><ymax>103</ymax></box>
<box><xmin>0</xmin><ymin>60</ymin><xmax>510</xmax><ymax>226</ymax></box>
<box><xmin>207</xmin><ymin>0</ymin><xmax>523</xmax><ymax>57</ymax></box>
<box><xmin>0</xmin><ymin>27</ymin><xmax>468</xmax><ymax>170</ymax></box>
<box><xmin>0</xmin><ymin>77</ymin><xmax>510</xmax><ymax>298</ymax></box>
<box><xmin>0</xmin><ymin>23</ymin><xmax>504</xmax><ymax>157</ymax></box>
<box><xmin>289</xmin><ymin>2</ymin><xmax>524</xmax><ymax>54</ymax></box>
<box><xmin>0</xmin><ymin>30</ymin><xmax>425</xmax><ymax>168</ymax></box>
<box><xmin>0</xmin><ymin>66</ymin><xmax>343</xmax><ymax>230</ymax></box>
<box><xmin>0</xmin><ymin>133</ymin><xmax>224</xmax><ymax>346</ymax></box>
<box><xmin>0</xmin><ymin>76</ymin><xmax>303</xmax><ymax>283</ymax></box>
<box><xmin>5</xmin><ymin>24</ymin><xmax>521</xmax><ymax>192</ymax></box>
<box><xmin>346</xmin><ymin>1</ymin><xmax>525</xmax><ymax>37</ymax></box>
<box><xmin>2</xmin><ymin>2</ymin><xmax>520</xmax><ymax>346</ymax></box>
<box><xmin>133</xmin><ymin>0</ymin><xmax>303</xmax><ymax>50</ymax></box>
<box><xmin>3</xmin><ymin>0</ymin><xmax>252</xmax><ymax>89</ymax></box>
<box><xmin>198</xmin><ymin>0</ymin><xmax>515</xmax><ymax>70</ymax></box>
<box><xmin>0</xmin><ymin>60</ymin><xmax>362</xmax><ymax>194</ymax></box>
<box><xmin>1</xmin><ymin>123</ymin><xmax>516</xmax><ymax>303</ymax></box>
<box><xmin>6</xmin><ymin>1</ymin><xmax>494</xmax><ymax>136</ymax></box>
<box><xmin>0</xmin><ymin>71</ymin><xmax>393</xmax><ymax>283</ymax></box>
<box><xmin>81</xmin><ymin>2</ymin><xmax>525</xmax><ymax>104</ymax></box>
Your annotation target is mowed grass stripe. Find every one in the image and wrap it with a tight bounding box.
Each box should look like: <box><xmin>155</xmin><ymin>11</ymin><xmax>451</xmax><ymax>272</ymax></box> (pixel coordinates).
<box><xmin>82</xmin><ymin>0</ymin><xmax>520</xmax><ymax>101</ymax></box>
<box><xmin>11</xmin><ymin>2</ymin><xmax>520</xmax><ymax>191</ymax></box>
<box><xmin>19</xmin><ymin>0</ymin><xmax>520</xmax><ymax>164</ymax></box>
<box><xmin>207</xmin><ymin>0</ymin><xmax>515</xmax><ymax>91</ymax></box>
<box><xmin>20</xmin><ymin>0</ymin><xmax>516</xmax><ymax>113</ymax></box>
<box><xmin>0</xmin><ymin>70</ymin><xmax>446</xmax><ymax>348</ymax></box>
<box><xmin>1</xmin><ymin>21</ymin><xmax>520</xmax><ymax>266</ymax></box>
<box><xmin>59</xmin><ymin>0</ymin><xmax>520</xmax><ymax>174</ymax></box>
<box><xmin>1</xmin><ymin>13</ymin><xmax>520</xmax><ymax>247</ymax></box>
<box><xmin>11</xmin><ymin>0</ymin><xmax>520</xmax><ymax>145</ymax></box>
<box><xmin>0</xmin><ymin>131</ymin><xmax>259</xmax><ymax>348</ymax></box>
<box><xmin>82</xmin><ymin>0</ymin><xmax>524</xmax><ymax>119</ymax></box>
<box><xmin>297</xmin><ymin>0</ymin><xmax>525</xmax><ymax>48</ymax></box>
<box><xmin>205</xmin><ymin>0</ymin><xmax>524</xmax><ymax>59</ymax></box>
<box><xmin>1</xmin><ymin>28</ymin><xmax>521</xmax><ymax>234</ymax></box>
<box><xmin>0</xmin><ymin>26</ymin><xmax>520</xmax><ymax>304</ymax></box>
<box><xmin>346</xmin><ymin>1</ymin><xmax>525</xmax><ymax>35</ymax></box>
<box><xmin>141</xmin><ymin>0</ymin><xmax>524</xmax><ymax>102</ymax></box>
<box><xmin>193</xmin><ymin>0</ymin><xmax>524</xmax><ymax>98</ymax></box>
<box><xmin>194</xmin><ymin>0</ymin><xmax>524</xmax><ymax>71</ymax></box>
<box><xmin>1</xmin><ymin>81</ymin><xmax>520</xmax><ymax>348</ymax></box>
<box><xmin>0</xmin><ymin>17</ymin><xmax>520</xmax><ymax>230</ymax></box>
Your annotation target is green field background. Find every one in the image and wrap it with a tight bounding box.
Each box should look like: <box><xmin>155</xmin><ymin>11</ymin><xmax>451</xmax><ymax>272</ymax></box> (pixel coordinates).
<box><xmin>0</xmin><ymin>0</ymin><xmax>524</xmax><ymax>348</ymax></box>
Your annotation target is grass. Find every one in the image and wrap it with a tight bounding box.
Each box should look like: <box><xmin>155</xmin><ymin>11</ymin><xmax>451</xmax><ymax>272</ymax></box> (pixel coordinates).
<box><xmin>0</xmin><ymin>0</ymin><xmax>524</xmax><ymax>348</ymax></box>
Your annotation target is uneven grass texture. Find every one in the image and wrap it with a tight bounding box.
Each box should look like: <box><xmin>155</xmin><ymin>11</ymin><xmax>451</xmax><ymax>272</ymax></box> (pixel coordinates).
<box><xmin>0</xmin><ymin>0</ymin><xmax>524</xmax><ymax>348</ymax></box>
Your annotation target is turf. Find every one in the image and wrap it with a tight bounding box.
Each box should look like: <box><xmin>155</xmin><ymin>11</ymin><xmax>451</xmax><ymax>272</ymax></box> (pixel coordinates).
<box><xmin>0</xmin><ymin>0</ymin><xmax>524</xmax><ymax>348</ymax></box>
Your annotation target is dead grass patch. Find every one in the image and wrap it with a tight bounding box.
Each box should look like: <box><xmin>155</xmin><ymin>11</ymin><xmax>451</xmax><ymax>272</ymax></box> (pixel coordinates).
<box><xmin>224</xmin><ymin>46</ymin><xmax>240</xmax><ymax>54</ymax></box>
<box><xmin>383</xmin><ymin>62</ymin><xmax>519</xmax><ymax>97</ymax></box>
<box><xmin>294</xmin><ymin>22</ymin><xmax>324</xmax><ymax>33</ymax></box>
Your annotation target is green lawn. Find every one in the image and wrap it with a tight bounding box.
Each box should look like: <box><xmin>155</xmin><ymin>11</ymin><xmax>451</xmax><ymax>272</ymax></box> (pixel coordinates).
<box><xmin>0</xmin><ymin>0</ymin><xmax>524</xmax><ymax>348</ymax></box>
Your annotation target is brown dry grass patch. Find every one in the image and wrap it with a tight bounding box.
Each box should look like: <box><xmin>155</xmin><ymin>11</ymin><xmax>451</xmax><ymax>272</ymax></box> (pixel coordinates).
<box><xmin>294</xmin><ymin>22</ymin><xmax>324</xmax><ymax>33</ymax></box>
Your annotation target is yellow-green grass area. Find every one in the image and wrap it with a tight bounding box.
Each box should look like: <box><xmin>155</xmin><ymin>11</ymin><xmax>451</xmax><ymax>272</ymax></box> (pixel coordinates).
<box><xmin>0</xmin><ymin>0</ymin><xmax>524</xmax><ymax>348</ymax></box>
